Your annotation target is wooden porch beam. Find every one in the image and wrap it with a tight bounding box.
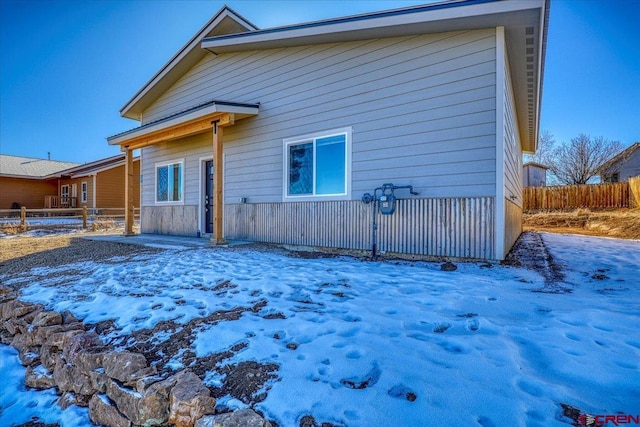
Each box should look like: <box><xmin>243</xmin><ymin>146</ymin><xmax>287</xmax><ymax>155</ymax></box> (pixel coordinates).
<box><xmin>124</xmin><ymin>146</ymin><xmax>135</xmax><ymax>236</ymax></box>
<box><xmin>118</xmin><ymin>112</ymin><xmax>234</xmax><ymax>152</ymax></box>
<box><xmin>211</xmin><ymin>120</ymin><xmax>227</xmax><ymax>245</ymax></box>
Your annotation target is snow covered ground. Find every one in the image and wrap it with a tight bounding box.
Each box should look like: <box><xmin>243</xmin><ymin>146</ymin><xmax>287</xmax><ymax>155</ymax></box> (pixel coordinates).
<box><xmin>1</xmin><ymin>232</ymin><xmax>638</xmax><ymax>426</ymax></box>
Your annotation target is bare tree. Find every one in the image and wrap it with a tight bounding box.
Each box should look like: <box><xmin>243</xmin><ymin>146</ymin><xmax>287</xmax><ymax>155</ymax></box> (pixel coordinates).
<box><xmin>524</xmin><ymin>130</ymin><xmax>555</xmax><ymax>165</ymax></box>
<box><xmin>547</xmin><ymin>134</ymin><xmax>623</xmax><ymax>185</ymax></box>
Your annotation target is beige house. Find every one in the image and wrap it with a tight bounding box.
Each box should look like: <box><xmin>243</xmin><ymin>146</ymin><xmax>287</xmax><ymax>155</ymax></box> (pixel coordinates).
<box><xmin>108</xmin><ymin>0</ymin><xmax>549</xmax><ymax>260</ymax></box>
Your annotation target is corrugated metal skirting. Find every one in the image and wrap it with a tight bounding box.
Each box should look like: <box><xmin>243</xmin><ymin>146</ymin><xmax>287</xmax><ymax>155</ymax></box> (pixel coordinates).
<box><xmin>225</xmin><ymin>197</ymin><xmax>495</xmax><ymax>259</ymax></box>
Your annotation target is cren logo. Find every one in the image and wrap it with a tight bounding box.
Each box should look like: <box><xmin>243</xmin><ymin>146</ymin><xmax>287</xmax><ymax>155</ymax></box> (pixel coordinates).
<box><xmin>577</xmin><ymin>413</ymin><xmax>640</xmax><ymax>426</ymax></box>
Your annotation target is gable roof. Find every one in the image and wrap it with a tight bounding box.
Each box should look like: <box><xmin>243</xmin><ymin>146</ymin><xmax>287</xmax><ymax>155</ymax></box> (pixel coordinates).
<box><xmin>0</xmin><ymin>155</ymin><xmax>80</xmax><ymax>179</ymax></box>
<box><xmin>121</xmin><ymin>0</ymin><xmax>548</xmax><ymax>152</ymax></box>
<box><xmin>53</xmin><ymin>154</ymin><xmax>139</xmax><ymax>178</ymax></box>
<box><xmin>597</xmin><ymin>142</ymin><xmax>640</xmax><ymax>175</ymax></box>
<box><xmin>120</xmin><ymin>6</ymin><xmax>258</xmax><ymax>120</ymax></box>
<box><xmin>200</xmin><ymin>0</ymin><xmax>549</xmax><ymax>152</ymax></box>
<box><xmin>523</xmin><ymin>161</ymin><xmax>549</xmax><ymax>170</ymax></box>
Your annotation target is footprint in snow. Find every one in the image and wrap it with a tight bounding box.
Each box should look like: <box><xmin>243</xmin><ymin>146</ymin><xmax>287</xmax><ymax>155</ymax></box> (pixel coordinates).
<box><xmin>433</xmin><ymin>322</ymin><xmax>451</xmax><ymax>333</ymax></box>
<box><xmin>388</xmin><ymin>384</ymin><xmax>417</xmax><ymax>402</ymax></box>
<box><xmin>466</xmin><ymin>319</ymin><xmax>479</xmax><ymax>332</ymax></box>
<box><xmin>340</xmin><ymin>363</ymin><xmax>381</xmax><ymax>390</ymax></box>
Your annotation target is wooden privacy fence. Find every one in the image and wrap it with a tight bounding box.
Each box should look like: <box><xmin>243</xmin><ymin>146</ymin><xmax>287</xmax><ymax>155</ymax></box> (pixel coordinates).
<box><xmin>523</xmin><ymin>182</ymin><xmax>635</xmax><ymax>211</ymax></box>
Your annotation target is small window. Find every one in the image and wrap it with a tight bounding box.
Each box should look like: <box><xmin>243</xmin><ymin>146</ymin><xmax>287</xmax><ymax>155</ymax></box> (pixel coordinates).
<box><xmin>284</xmin><ymin>128</ymin><xmax>351</xmax><ymax>200</ymax></box>
<box><xmin>61</xmin><ymin>185</ymin><xmax>69</xmax><ymax>198</ymax></box>
<box><xmin>81</xmin><ymin>182</ymin><xmax>88</xmax><ymax>203</ymax></box>
<box><xmin>156</xmin><ymin>161</ymin><xmax>184</xmax><ymax>203</ymax></box>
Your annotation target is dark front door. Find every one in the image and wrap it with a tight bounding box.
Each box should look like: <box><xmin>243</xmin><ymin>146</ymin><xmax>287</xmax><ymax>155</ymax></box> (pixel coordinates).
<box><xmin>205</xmin><ymin>160</ymin><xmax>214</xmax><ymax>234</ymax></box>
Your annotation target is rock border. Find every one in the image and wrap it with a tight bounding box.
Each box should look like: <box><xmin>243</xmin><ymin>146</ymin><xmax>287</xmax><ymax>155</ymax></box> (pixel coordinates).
<box><xmin>0</xmin><ymin>292</ymin><xmax>271</xmax><ymax>427</ymax></box>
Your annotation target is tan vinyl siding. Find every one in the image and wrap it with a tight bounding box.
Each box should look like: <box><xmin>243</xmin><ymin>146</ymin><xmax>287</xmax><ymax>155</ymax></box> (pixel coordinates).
<box><xmin>0</xmin><ymin>177</ymin><xmax>57</xmax><ymax>209</ymax></box>
<box><xmin>96</xmin><ymin>161</ymin><xmax>141</xmax><ymax>208</ymax></box>
<box><xmin>59</xmin><ymin>176</ymin><xmax>95</xmax><ymax>207</ymax></box>
<box><xmin>142</xmin><ymin>29</ymin><xmax>497</xmax><ymax>206</ymax></box>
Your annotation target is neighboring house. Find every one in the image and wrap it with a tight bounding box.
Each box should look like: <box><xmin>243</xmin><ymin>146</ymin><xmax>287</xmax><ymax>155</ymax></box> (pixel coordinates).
<box><xmin>522</xmin><ymin>162</ymin><xmax>548</xmax><ymax>187</ymax></box>
<box><xmin>0</xmin><ymin>155</ymin><xmax>79</xmax><ymax>209</ymax></box>
<box><xmin>52</xmin><ymin>154</ymin><xmax>141</xmax><ymax>209</ymax></box>
<box><xmin>598</xmin><ymin>142</ymin><xmax>640</xmax><ymax>183</ymax></box>
<box><xmin>108</xmin><ymin>0</ymin><xmax>549</xmax><ymax>260</ymax></box>
<box><xmin>0</xmin><ymin>154</ymin><xmax>140</xmax><ymax>210</ymax></box>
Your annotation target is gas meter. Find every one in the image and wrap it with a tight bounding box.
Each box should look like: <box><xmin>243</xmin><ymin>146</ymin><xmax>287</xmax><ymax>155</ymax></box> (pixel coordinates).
<box><xmin>379</xmin><ymin>192</ymin><xmax>396</xmax><ymax>215</ymax></box>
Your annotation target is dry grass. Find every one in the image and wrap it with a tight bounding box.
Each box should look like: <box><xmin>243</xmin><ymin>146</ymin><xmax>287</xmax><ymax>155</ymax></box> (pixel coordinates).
<box><xmin>524</xmin><ymin>208</ymin><xmax>640</xmax><ymax>240</ymax></box>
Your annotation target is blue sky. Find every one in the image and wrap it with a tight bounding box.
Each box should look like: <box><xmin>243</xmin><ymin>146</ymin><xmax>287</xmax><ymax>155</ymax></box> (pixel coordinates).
<box><xmin>1</xmin><ymin>0</ymin><xmax>638</xmax><ymax>163</ymax></box>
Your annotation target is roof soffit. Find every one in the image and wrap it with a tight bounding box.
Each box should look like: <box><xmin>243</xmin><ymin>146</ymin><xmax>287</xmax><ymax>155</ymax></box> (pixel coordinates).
<box><xmin>120</xmin><ymin>6</ymin><xmax>258</xmax><ymax>120</ymax></box>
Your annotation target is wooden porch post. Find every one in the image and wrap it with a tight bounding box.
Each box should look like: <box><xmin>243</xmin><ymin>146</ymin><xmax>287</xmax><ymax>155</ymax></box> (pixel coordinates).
<box><xmin>211</xmin><ymin>120</ymin><xmax>227</xmax><ymax>245</ymax></box>
<box><xmin>124</xmin><ymin>145</ymin><xmax>135</xmax><ymax>236</ymax></box>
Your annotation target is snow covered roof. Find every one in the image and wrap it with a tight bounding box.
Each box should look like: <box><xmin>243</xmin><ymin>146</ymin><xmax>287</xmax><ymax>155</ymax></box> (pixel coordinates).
<box><xmin>0</xmin><ymin>155</ymin><xmax>80</xmax><ymax>179</ymax></box>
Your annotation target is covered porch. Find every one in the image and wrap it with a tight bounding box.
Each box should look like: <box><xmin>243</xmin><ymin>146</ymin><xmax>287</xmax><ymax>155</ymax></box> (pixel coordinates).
<box><xmin>107</xmin><ymin>100</ymin><xmax>259</xmax><ymax>241</ymax></box>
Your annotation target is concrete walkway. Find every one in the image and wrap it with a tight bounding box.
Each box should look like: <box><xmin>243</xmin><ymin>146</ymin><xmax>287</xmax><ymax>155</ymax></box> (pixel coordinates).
<box><xmin>83</xmin><ymin>233</ymin><xmax>250</xmax><ymax>250</ymax></box>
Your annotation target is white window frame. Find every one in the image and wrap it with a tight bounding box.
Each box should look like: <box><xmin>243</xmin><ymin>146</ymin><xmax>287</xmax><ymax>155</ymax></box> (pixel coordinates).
<box><xmin>61</xmin><ymin>185</ymin><xmax>69</xmax><ymax>198</ymax></box>
<box><xmin>154</xmin><ymin>159</ymin><xmax>185</xmax><ymax>205</ymax></box>
<box><xmin>81</xmin><ymin>182</ymin><xmax>88</xmax><ymax>203</ymax></box>
<box><xmin>283</xmin><ymin>127</ymin><xmax>352</xmax><ymax>202</ymax></box>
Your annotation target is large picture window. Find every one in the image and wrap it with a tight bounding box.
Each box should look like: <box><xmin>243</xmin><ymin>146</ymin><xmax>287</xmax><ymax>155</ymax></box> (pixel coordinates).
<box><xmin>285</xmin><ymin>128</ymin><xmax>350</xmax><ymax>200</ymax></box>
<box><xmin>156</xmin><ymin>161</ymin><xmax>183</xmax><ymax>203</ymax></box>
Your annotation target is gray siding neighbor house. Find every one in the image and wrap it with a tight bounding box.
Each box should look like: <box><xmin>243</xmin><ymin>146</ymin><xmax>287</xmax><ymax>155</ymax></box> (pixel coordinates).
<box><xmin>108</xmin><ymin>0</ymin><xmax>549</xmax><ymax>260</ymax></box>
<box><xmin>523</xmin><ymin>162</ymin><xmax>548</xmax><ymax>187</ymax></box>
<box><xmin>599</xmin><ymin>142</ymin><xmax>640</xmax><ymax>183</ymax></box>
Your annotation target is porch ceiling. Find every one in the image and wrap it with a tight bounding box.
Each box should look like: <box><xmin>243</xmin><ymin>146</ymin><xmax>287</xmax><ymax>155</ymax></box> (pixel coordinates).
<box><xmin>107</xmin><ymin>101</ymin><xmax>259</xmax><ymax>149</ymax></box>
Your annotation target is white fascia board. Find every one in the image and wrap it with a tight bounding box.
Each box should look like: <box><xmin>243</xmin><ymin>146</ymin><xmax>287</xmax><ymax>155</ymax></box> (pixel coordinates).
<box><xmin>120</xmin><ymin>7</ymin><xmax>257</xmax><ymax>119</ymax></box>
<box><xmin>108</xmin><ymin>103</ymin><xmax>259</xmax><ymax>146</ymax></box>
<box><xmin>202</xmin><ymin>0</ymin><xmax>544</xmax><ymax>52</ymax></box>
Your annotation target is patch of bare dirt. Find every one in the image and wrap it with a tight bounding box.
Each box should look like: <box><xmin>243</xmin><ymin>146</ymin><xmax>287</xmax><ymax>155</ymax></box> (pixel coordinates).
<box><xmin>524</xmin><ymin>208</ymin><xmax>640</xmax><ymax>240</ymax></box>
<box><xmin>503</xmin><ymin>231</ymin><xmax>569</xmax><ymax>293</ymax></box>
<box><xmin>0</xmin><ymin>233</ymin><xmax>161</xmax><ymax>283</ymax></box>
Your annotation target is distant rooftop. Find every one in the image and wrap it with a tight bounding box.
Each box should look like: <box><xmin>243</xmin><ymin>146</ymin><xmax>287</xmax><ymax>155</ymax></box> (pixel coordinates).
<box><xmin>0</xmin><ymin>155</ymin><xmax>80</xmax><ymax>178</ymax></box>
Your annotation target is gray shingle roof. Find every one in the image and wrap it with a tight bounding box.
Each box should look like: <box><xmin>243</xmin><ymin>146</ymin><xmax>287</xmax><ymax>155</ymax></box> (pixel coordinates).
<box><xmin>0</xmin><ymin>155</ymin><xmax>81</xmax><ymax>178</ymax></box>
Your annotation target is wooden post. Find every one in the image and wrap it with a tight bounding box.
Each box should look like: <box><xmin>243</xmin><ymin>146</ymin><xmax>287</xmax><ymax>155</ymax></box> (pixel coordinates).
<box><xmin>211</xmin><ymin>120</ymin><xmax>227</xmax><ymax>245</ymax></box>
<box><xmin>124</xmin><ymin>146</ymin><xmax>135</xmax><ymax>236</ymax></box>
<box><xmin>82</xmin><ymin>207</ymin><xmax>88</xmax><ymax>229</ymax></box>
<box><xmin>20</xmin><ymin>206</ymin><xmax>26</xmax><ymax>230</ymax></box>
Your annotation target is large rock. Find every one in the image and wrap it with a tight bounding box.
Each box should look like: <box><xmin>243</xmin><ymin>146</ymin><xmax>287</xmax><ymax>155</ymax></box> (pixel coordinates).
<box><xmin>62</xmin><ymin>331</ymin><xmax>102</xmax><ymax>364</ymax></box>
<box><xmin>40</xmin><ymin>345</ymin><xmax>62</xmax><ymax>371</ymax></box>
<box><xmin>53</xmin><ymin>359</ymin><xmax>95</xmax><ymax>395</ymax></box>
<box><xmin>45</xmin><ymin>329</ymin><xmax>84</xmax><ymax>349</ymax></box>
<box><xmin>1</xmin><ymin>300</ymin><xmax>39</xmax><ymax>321</ymax></box>
<box><xmin>25</xmin><ymin>364</ymin><xmax>56</xmax><ymax>390</ymax></box>
<box><xmin>103</xmin><ymin>351</ymin><xmax>148</xmax><ymax>382</ymax></box>
<box><xmin>89</xmin><ymin>394</ymin><xmax>132</xmax><ymax>427</ymax></box>
<box><xmin>17</xmin><ymin>346</ymin><xmax>40</xmax><ymax>366</ymax></box>
<box><xmin>75</xmin><ymin>346</ymin><xmax>111</xmax><ymax>373</ymax></box>
<box><xmin>195</xmin><ymin>410</ymin><xmax>273</xmax><ymax>427</ymax></box>
<box><xmin>106</xmin><ymin>377</ymin><xmax>170</xmax><ymax>426</ymax></box>
<box><xmin>31</xmin><ymin>322</ymin><xmax>84</xmax><ymax>346</ymax></box>
<box><xmin>168</xmin><ymin>371</ymin><xmax>216</xmax><ymax>427</ymax></box>
<box><xmin>58</xmin><ymin>391</ymin><xmax>91</xmax><ymax>409</ymax></box>
<box><xmin>32</xmin><ymin>311</ymin><xmax>63</xmax><ymax>327</ymax></box>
